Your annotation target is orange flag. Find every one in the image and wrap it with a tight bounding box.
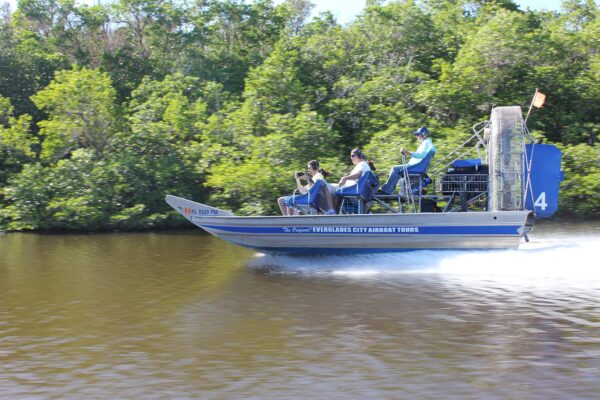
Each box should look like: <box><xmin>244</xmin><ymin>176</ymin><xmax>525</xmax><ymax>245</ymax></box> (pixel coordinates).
<box><xmin>532</xmin><ymin>91</ymin><xmax>546</xmax><ymax>108</ymax></box>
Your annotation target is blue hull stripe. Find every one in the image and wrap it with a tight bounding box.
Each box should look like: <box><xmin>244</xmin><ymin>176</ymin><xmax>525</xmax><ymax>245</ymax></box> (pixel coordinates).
<box><xmin>200</xmin><ymin>224</ymin><xmax>521</xmax><ymax>235</ymax></box>
<box><xmin>250</xmin><ymin>247</ymin><xmax>479</xmax><ymax>255</ymax></box>
<box><xmin>232</xmin><ymin>245</ymin><xmax>504</xmax><ymax>256</ymax></box>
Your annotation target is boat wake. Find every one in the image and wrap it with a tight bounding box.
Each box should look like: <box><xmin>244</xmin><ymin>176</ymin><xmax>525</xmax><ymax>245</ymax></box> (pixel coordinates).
<box><xmin>247</xmin><ymin>235</ymin><xmax>600</xmax><ymax>286</ymax></box>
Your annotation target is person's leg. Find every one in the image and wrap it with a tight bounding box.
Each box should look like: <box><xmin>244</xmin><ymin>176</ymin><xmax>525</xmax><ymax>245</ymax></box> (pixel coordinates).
<box><xmin>380</xmin><ymin>165</ymin><xmax>403</xmax><ymax>194</ymax></box>
<box><xmin>277</xmin><ymin>197</ymin><xmax>288</xmax><ymax>215</ymax></box>
<box><xmin>322</xmin><ymin>191</ymin><xmax>336</xmax><ymax>215</ymax></box>
<box><xmin>326</xmin><ymin>183</ymin><xmax>340</xmax><ymax>213</ymax></box>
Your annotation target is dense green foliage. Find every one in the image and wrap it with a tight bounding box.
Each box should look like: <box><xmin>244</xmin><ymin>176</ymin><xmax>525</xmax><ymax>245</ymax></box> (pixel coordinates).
<box><xmin>1</xmin><ymin>0</ymin><xmax>599</xmax><ymax>230</ymax></box>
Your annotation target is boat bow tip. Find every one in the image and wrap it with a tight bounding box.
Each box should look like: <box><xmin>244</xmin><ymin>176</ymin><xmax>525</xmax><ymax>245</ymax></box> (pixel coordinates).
<box><xmin>165</xmin><ymin>194</ymin><xmax>234</xmax><ymax>217</ymax></box>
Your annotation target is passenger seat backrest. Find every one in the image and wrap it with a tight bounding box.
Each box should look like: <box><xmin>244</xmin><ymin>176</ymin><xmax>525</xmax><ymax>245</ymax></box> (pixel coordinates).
<box><xmin>406</xmin><ymin>151</ymin><xmax>435</xmax><ymax>175</ymax></box>
<box><xmin>284</xmin><ymin>179</ymin><xmax>325</xmax><ymax>212</ymax></box>
<box><xmin>303</xmin><ymin>179</ymin><xmax>324</xmax><ymax>209</ymax></box>
<box><xmin>335</xmin><ymin>170</ymin><xmax>380</xmax><ymax>201</ymax></box>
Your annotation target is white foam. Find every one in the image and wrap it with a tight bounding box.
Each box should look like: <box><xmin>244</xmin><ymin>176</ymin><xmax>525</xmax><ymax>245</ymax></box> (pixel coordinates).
<box><xmin>248</xmin><ymin>234</ymin><xmax>600</xmax><ymax>287</ymax></box>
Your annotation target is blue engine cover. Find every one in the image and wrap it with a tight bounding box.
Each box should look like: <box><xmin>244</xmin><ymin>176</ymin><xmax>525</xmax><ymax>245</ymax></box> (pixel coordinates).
<box><xmin>524</xmin><ymin>144</ymin><xmax>563</xmax><ymax>218</ymax></box>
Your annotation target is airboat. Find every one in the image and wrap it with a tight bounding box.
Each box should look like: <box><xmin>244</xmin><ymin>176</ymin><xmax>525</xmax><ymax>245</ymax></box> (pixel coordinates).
<box><xmin>166</xmin><ymin>106</ymin><xmax>563</xmax><ymax>255</ymax></box>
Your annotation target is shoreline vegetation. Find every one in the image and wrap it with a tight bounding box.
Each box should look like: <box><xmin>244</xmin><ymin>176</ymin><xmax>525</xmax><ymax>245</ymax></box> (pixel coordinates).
<box><xmin>1</xmin><ymin>0</ymin><xmax>599</xmax><ymax>232</ymax></box>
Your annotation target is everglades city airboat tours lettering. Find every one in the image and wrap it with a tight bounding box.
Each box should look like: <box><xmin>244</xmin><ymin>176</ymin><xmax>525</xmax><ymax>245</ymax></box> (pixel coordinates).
<box><xmin>306</xmin><ymin>226</ymin><xmax>419</xmax><ymax>234</ymax></box>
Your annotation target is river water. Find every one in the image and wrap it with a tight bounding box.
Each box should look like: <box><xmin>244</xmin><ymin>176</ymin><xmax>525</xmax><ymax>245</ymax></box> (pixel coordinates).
<box><xmin>1</xmin><ymin>221</ymin><xmax>600</xmax><ymax>399</ymax></box>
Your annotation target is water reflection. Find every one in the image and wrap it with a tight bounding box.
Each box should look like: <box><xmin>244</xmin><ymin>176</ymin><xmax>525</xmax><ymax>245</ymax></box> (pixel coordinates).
<box><xmin>1</xmin><ymin>224</ymin><xmax>600</xmax><ymax>398</ymax></box>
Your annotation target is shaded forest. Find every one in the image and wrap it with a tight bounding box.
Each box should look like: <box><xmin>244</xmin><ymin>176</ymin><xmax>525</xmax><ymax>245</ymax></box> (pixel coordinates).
<box><xmin>0</xmin><ymin>0</ymin><xmax>599</xmax><ymax>230</ymax></box>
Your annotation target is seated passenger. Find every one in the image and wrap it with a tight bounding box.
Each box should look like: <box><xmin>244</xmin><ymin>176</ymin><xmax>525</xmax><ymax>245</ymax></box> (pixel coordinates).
<box><xmin>277</xmin><ymin>160</ymin><xmax>336</xmax><ymax>215</ymax></box>
<box><xmin>334</xmin><ymin>148</ymin><xmax>376</xmax><ymax>189</ymax></box>
<box><xmin>380</xmin><ymin>126</ymin><xmax>436</xmax><ymax>195</ymax></box>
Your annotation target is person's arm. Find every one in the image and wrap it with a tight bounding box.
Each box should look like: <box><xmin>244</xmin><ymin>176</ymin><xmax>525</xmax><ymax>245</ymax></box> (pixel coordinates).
<box><xmin>296</xmin><ymin>175</ymin><xmax>312</xmax><ymax>194</ymax></box>
<box><xmin>338</xmin><ymin>173</ymin><xmax>359</xmax><ymax>186</ymax></box>
<box><xmin>338</xmin><ymin>169</ymin><xmax>362</xmax><ymax>186</ymax></box>
<box><xmin>404</xmin><ymin>139</ymin><xmax>434</xmax><ymax>159</ymax></box>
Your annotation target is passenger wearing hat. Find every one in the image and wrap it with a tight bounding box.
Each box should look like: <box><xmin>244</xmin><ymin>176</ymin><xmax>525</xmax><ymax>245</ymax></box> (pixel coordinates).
<box><xmin>379</xmin><ymin>126</ymin><xmax>436</xmax><ymax>195</ymax></box>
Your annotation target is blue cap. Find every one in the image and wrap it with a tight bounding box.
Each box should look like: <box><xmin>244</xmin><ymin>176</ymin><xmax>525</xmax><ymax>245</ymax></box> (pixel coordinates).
<box><xmin>413</xmin><ymin>126</ymin><xmax>429</xmax><ymax>136</ymax></box>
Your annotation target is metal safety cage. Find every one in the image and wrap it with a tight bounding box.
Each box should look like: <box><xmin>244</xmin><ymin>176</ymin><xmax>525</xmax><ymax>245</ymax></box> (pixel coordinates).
<box><xmin>487</xmin><ymin>106</ymin><xmax>527</xmax><ymax>211</ymax></box>
<box><xmin>438</xmin><ymin>174</ymin><xmax>489</xmax><ymax>195</ymax></box>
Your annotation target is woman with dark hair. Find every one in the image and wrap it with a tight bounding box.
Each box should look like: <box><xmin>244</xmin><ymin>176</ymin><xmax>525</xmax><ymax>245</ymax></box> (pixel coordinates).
<box><xmin>336</xmin><ymin>148</ymin><xmax>376</xmax><ymax>188</ymax></box>
<box><xmin>277</xmin><ymin>160</ymin><xmax>335</xmax><ymax>215</ymax></box>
